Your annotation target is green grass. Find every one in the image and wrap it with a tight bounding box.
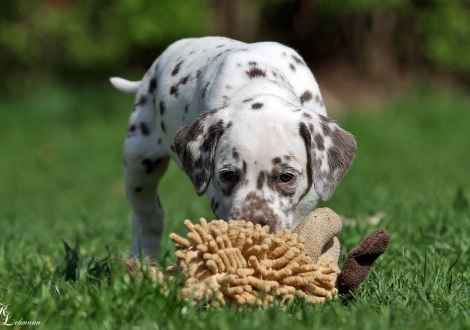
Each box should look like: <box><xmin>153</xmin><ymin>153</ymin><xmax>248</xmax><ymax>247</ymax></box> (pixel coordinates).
<box><xmin>0</xmin><ymin>82</ymin><xmax>469</xmax><ymax>329</ymax></box>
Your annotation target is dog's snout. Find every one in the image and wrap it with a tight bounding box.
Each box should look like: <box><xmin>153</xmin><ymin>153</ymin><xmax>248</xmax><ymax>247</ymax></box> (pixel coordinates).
<box><xmin>247</xmin><ymin>215</ymin><xmax>268</xmax><ymax>227</ymax></box>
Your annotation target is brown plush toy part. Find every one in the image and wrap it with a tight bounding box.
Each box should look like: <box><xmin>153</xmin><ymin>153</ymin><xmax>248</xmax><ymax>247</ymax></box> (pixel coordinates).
<box><xmin>166</xmin><ymin>208</ymin><xmax>346</xmax><ymax>306</ymax></box>
<box><xmin>337</xmin><ymin>229</ymin><xmax>390</xmax><ymax>294</ymax></box>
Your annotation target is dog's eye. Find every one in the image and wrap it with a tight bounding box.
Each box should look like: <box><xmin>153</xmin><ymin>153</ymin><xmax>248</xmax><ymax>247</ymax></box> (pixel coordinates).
<box><xmin>221</xmin><ymin>171</ymin><xmax>236</xmax><ymax>182</ymax></box>
<box><xmin>280</xmin><ymin>173</ymin><xmax>294</xmax><ymax>183</ymax></box>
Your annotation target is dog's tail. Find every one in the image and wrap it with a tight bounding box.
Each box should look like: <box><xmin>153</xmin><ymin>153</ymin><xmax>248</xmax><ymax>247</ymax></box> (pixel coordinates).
<box><xmin>109</xmin><ymin>77</ymin><xmax>141</xmax><ymax>94</ymax></box>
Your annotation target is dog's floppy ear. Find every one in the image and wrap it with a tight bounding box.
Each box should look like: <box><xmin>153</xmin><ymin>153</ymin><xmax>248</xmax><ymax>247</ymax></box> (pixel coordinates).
<box><xmin>299</xmin><ymin>114</ymin><xmax>356</xmax><ymax>200</ymax></box>
<box><xmin>174</xmin><ymin>108</ymin><xmax>230</xmax><ymax>196</ymax></box>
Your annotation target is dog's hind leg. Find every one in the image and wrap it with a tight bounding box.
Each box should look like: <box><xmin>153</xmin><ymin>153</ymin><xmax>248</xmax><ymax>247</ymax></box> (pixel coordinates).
<box><xmin>122</xmin><ymin>79</ymin><xmax>169</xmax><ymax>260</ymax></box>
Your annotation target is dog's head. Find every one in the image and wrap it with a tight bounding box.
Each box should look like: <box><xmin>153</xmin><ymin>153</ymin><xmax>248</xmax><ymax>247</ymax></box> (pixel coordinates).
<box><xmin>174</xmin><ymin>96</ymin><xmax>356</xmax><ymax>232</ymax></box>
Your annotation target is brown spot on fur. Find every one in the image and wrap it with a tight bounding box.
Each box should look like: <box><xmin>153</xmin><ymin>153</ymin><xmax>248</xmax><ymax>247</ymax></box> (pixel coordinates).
<box><xmin>289</xmin><ymin>63</ymin><xmax>296</xmax><ymax>71</ymax></box>
<box><xmin>142</xmin><ymin>158</ymin><xmax>160</xmax><ymax>174</ymax></box>
<box><xmin>207</xmin><ymin>119</ymin><xmax>224</xmax><ymax>137</ymax></box>
<box><xmin>314</xmin><ymin>134</ymin><xmax>325</xmax><ymax>150</ymax></box>
<box><xmin>138</xmin><ymin>95</ymin><xmax>147</xmax><ymax>105</ymax></box>
<box><xmin>329</xmin><ymin>127</ymin><xmax>356</xmax><ymax>172</ymax></box>
<box><xmin>327</xmin><ymin>147</ymin><xmax>341</xmax><ymax>171</ymax></box>
<box><xmin>257</xmin><ymin>171</ymin><xmax>266</xmax><ymax>190</ymax></box>
<box><xmin>180</xmin><ymin>75</ymin><xmax>189</xmax><ymax>85</ymax></box>
<box><xmin>272</xmin><ymin>157</ymin><xmax>282</xmax><ymax>165</ymax></box>
<box><xmin>133</xmin><ymin>95</ymin><xmax>147</xmax><ymax>111</ymax></box>
<box><xmin>198</xmin><ymin>108</ymin><xmax>219</xmax><ymax>121</ymax></box>
<box><xmin>300</xmin><ymin>91</ymin><xmax>313</xmax><ymax>105</ymax></box>
<box><xmin>303</xmin><ymin>112</ymin><xmax>312</xmax><ymax>119</ymax></box>
<box><xmin>246</xmin><ymin>67</ymin><xmax>266</xmax><ymax>78</ymax></box>
<box><xmin>172</xmin><ymin>60</ymin><xmax>184</xmax><ymax>76</ymax></box>
<box><xmin>320</xmin><ymin>116</ymin><xmax>332</xmax><ymax>136</ymax></box>
<box><xmin>291</xmin><ymin>55</ymin><xmax>306</xmax><ymax>65</ymax></box>
<box><xmin>159</xmin><ymin>101</ymin><xmax>165</xmax><ymax>115</ymax></box>
<box><xmin>127</xmin><ymin>124</ymin><xmax>136</xmax><ymax>137</ymax></box>
<box><xmin>236</xmin><ymin>192</ymin><xmax>280</xmax><ymax>232</ymax></box>
<box><xmin>140</xmin><ymin>122</ymin><xmax>150</xmax><ymax>136</ymax></box>
<box><xmin>232</xmin><ymin>148</ymin><xmax>240</xmax><ymax>161</ymax></box>
<box><xmin>170</xmin><ymin>85</ymin><xmax>178</xmax><ymax>97</ymax></box>
<box><xmin>320</xmin><ymin>114</ymin><xmax>332</xmax><ymax>123</ymax></box>
<box><xmin>200</xmin><ymin>131</ymin><xmax>214</xmax><ymax>153</ymax></box>
<box><xmin>299</xmin><ymin>122</ymin><xmax>313</xmax><ymax>187</ymax></box>
<box><xmin>252</xmin><ymin>102</ymin><xmax>264</xmax><ymax>109</ymax></box>
<box><xmin>148</xmin><ymin>77</ymin><xmax>157</xmax><ymax>94</ymax></box>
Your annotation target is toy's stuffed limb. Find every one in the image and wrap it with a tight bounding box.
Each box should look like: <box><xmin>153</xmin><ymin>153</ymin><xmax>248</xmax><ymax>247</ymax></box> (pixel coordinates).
<box><xmin>336</xmin><ymin>229</ymin><xmax>390</xmax><ymax>294</ymax></box>
<box><xmin>293</xmin><ymin>208</ymin><xmax>343</xmax><ymax>284</ymax></box>
<box><xmin>293</xmin><ymin>208</ymin><xmax>342</xmax><ymax>265</ymax></box>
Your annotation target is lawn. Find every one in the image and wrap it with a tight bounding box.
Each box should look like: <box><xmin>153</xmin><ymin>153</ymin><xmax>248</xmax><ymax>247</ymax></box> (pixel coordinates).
<box><xmin>0</xmin><ymin>82</ymin><xmax>469</xmax><ymax>329</ymax></box>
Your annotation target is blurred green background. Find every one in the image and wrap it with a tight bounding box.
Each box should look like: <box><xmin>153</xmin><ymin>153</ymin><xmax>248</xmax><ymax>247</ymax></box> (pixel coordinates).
<box><xmin>1</xmin><ymin>0</ymin><xmax>470</xmax><ymax>95</ymax></box>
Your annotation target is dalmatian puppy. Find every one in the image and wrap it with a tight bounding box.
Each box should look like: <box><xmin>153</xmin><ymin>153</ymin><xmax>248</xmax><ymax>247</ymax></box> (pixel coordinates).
<box><xmin>110</xmin><ymin>36</ymin><xmax>356</xmax><ymax>259</ymax></box>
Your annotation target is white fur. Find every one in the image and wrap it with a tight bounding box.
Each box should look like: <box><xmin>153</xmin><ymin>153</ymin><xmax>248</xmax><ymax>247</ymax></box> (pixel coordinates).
<box><xmin>110</xmin><ymin>77</ymin><xmax>141</xmax><ymax>94</ymax></box>
<box><xmin>112</xmin><ymin>37</ymin><xmax>356</xmax><ymax>259</ymax></box>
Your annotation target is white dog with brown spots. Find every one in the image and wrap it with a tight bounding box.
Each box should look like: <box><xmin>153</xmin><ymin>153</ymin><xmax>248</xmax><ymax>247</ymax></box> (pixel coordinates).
<box><xmin>111</xmin><ymin>36</ymin><xmax>356</xmax><ymax>259</ymax></box>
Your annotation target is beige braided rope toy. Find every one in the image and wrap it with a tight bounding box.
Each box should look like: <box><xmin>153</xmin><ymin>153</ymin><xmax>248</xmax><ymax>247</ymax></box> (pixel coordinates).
<box><xmin>166</xmin><ymin>208</ymin><xmax>346</xmax><ymax>306</ymax></box>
